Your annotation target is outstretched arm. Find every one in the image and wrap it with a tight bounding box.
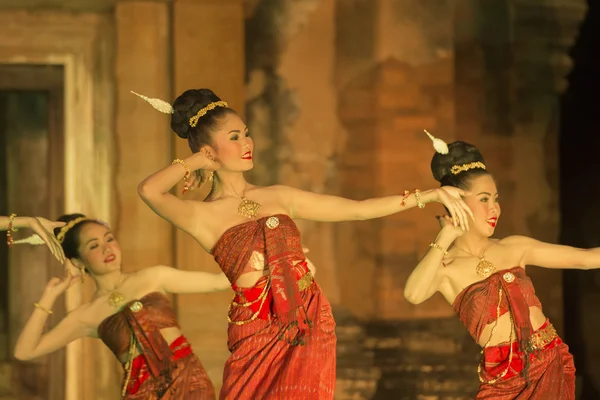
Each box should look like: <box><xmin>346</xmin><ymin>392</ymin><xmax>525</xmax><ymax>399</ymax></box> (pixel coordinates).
<box><xmin>149</xmin><ymin>266</ymin><xmax>231</xmax><ymax>294</ymax></box>
<box><xmin>276</xmin><ymin>185</ymin><xmax>473</xmax><ymax>228</ymax></box>
<box><xmin>503</xmin><ymin>235</ymin><xmax>600</xmax><ymax>270</ymax></box>
<box><xmin>14</xmin><ymin>274</ymin><xmax>88</xmax><ymax>361</ymax></box>
<box><xmin>1</xmin><ymin>215</ymin><xmax>65</xmax><ymax>262</ymax></box>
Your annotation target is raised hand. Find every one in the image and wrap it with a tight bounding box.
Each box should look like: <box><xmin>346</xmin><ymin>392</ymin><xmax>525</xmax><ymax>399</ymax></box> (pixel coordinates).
<box><xmin>28</xmin><ymin>218</ymin><xmax>66</xmax><ymax>263</ymax></box>
<box><xmin>434</xmin><ymin>187</ymin><xmax>473</xmax><ymax>230</ymax></box>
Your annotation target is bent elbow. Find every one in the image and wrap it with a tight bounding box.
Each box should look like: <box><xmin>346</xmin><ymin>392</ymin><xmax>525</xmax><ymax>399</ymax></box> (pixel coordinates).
<box><xmin>14</xmin><ymin>349</ymin><xmax>33</xmax><ymax>361</ymax></box>
<box><xmin>403</xmin><ymin>291</ymin><xmax>424</xmax><ymax>305</ymax></box>
<box><xmin>137</xmin><ymin>180</ymin><xmax>158</xmax><ymax>201</ymax></box>
<box><xmin>137</xmin><ymin>181</ymin><xmax>149</xmax><ymax>198</ymax></box>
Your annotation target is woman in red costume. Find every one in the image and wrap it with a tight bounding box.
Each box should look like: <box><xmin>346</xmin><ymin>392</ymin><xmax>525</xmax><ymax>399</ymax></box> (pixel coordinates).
<box><xmin>13</xmin><ymin>214</ymin><xmax>230</xmax><ymax>399</ymax></box>
<box><xmin>404</xmin><ymin>135</ymin><xmax>595</xmax><ymax>399</ymax></box>
<box><xmin>134</xmin><ymin>89</ymin><xmax>473</xmax><ymax>399</ymax></box>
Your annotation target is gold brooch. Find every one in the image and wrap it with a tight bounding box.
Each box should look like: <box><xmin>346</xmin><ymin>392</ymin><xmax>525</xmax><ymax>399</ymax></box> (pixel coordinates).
<box><xmin>266</xmin><ymin>216</ymin><xmax>279</xmax><ymax>229</ymax></box>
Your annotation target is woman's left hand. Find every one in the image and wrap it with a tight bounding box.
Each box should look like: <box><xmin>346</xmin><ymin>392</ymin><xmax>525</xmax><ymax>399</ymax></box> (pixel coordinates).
<box><xmin>434</xmin><ymin>187</ymin><xmax>473</xmax><ymax>230</ymax></box>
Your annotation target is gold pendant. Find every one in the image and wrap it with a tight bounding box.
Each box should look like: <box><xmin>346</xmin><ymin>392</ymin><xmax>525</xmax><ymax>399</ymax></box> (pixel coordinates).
<box><xmin>238</xmin><ymin>197</ymin><xmax>261</xmax><ymax>219</ymax></box>
<box><xmin>475</xmin><ymin>258</ymin><xmax>496</xmax><ymax>279</ymax></box>
<box><xmin>108</xmin><ymin>291</ymin><xmax>125</xmax><ymax>308</ymax></box>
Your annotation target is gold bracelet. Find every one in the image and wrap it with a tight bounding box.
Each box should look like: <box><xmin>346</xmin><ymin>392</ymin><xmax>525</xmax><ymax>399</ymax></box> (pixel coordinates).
<box><xmin>429</xmin><ymin>242</ymin><xmax>448</xmax><ymax>256</ymax></box>
<box><xmin>414</xmin><ymin>189</ymin><xmax>425</xmax><ymax>209</ymax></box>
<box><xmin>171</xmin><ymin>159</ymin><xmax>190</xmax><ymax>179</ymax></box>
<box><xmin>7</xmin><ymin>213</ymin><xmax>17</xmax><ymax>248</ymax></box>
<box><xmin>33</xmin><ymin>302</ymin><xmax>53</xmax><ymax>314</ymax></box>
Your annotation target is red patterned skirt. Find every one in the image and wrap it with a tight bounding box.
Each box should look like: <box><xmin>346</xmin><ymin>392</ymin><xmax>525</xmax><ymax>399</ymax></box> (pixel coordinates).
<box><xmin>123</xmin><ymin>335</ymin><xmax>216</xmax><ymax>400</ymax></box>
<box><xmin>476</xmin><ymin>321</ymin><xmax>575</xmax><ymax>399</ymax></box>
<box><xmin>221</xmin><ymin>262</ymin><xmax>336</xmax><ymax>399</ymax></box>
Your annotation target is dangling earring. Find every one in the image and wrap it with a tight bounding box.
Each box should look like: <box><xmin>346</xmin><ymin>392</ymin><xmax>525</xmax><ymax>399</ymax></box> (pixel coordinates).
<box><xmin>209</xmin><ymin>171</ymin><xmax>214</xmax><ymax>182</ymax></box>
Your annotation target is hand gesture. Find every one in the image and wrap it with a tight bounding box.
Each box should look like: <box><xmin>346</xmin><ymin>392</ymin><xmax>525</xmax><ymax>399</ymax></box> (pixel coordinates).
<box><xmin>42</xmin><ymin>269</ymin><xmax>80</xmax><ymax>300</ymax></box>
<box><xmin>437</xmin><ymin>215</ymin><xmax>465</xmax><ymax>240</ymax></box>
<box><xmin>434</xmin><ymin>187</ymin><xmax>473</xmax><ymax>230</ymax></box>
<box><xmin>187</xmin><ymin>151</ymin><xmax>221</xmax><ymax>172</ymax></box>
<box><xmin>29</xmin><ymin>217</ymin><xmax>66</xmax><ymax>263</ymax></box>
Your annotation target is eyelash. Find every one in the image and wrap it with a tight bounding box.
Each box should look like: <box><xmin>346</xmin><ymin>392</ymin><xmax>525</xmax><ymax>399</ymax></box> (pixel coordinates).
<box><xmin>89</xmin><ymin>237</ymin><xmax>114</xmax><ymax>249</ymax></box>
<box><xmin>230</xmin><ymin>132</ymin><xmax>250</xmax><ymax>140</ymax></box>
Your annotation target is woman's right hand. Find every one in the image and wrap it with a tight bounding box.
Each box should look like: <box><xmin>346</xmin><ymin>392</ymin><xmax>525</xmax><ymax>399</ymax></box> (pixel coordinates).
<box><xmin>42</xmin><ymin>264</ymin><xmax>80</xmax><ymax>300</ymax></box>
<box><xmin>437</xmin><ymin>215</ymin><xmax>465</xmax><ymax>240</ymax></box>
<box><xmin>185</xmin><ymin>151</ymin><xmax>221</xmax><ymax>172</ymax></box>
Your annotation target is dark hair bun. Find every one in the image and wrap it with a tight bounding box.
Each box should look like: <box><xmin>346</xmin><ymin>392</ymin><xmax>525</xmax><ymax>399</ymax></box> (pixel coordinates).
<box><xmin>171</xmin><ymin>89</ymin><xmax>222</xmax><ymax>139</ymax></box>
<box><xmin>431</xmin><ymin>141</ymin><xmax>484</xmax><ymax>183</ymax></box>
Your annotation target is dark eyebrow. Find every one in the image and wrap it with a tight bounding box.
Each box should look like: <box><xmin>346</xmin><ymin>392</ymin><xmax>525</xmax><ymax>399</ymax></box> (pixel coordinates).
<box><xmin>84</xmin><ymin>231</ymin><xmax>111</xmax><ymax>246</ymax></box>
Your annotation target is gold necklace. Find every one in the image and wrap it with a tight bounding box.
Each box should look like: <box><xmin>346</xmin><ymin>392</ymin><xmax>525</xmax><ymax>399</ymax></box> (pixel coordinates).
<box><xmin>100</xmin><ymin>276</ymin><xmax>126</xmax><ymax>309</ymax></box>
<box><xmin>224</xmin><ymin>187</ymin><xmax>261</xmax><ymax>219</ymax></box>
<box><xmin>455</xmin><ymin>242</ymin><xmax>496</xmax><ymax>279</ymax></box>
<box><xmin>107</xmin><ymin>291</ymin><xmax>125</xmax><ymax>308</ymax></box>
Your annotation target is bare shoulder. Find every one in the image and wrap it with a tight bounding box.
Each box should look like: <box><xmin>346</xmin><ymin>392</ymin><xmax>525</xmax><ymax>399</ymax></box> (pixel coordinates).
<box><xmin>498</xmin><ymin>235</ymin><xmax>537</xmax><ymax>246</ymax></box>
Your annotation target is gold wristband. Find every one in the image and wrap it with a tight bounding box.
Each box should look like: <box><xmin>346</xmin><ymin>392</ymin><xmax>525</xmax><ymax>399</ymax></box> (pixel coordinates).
<box><xmin>171</xmin><ymin>159</ymin><xmax>190</xmax><ymax>179</ymax></box>
<box><xmin>33</xmin><ymin>302</ymin><xmax>53</xmax><ymax>314</ymax></box>
<box><xmin>429</xmin><ymin>242</ymin><xmax>448</xmax><ymax>256</ymax></box>
<box><xmin>8</xmin><ymin>213</ymin><xmax>18</xmax><ymax>232</ymax></box>
<box><xmin>414</xmin><ymin>189</ymin><xmax>425</xmax><ymax>209</ymax></box>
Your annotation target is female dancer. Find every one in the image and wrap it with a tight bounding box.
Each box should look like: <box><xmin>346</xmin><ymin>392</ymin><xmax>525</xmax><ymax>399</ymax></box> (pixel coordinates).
<box><xmin>404</xmin><ymin>137</ymin><xmax>586</xmax><ymax>398</ymax></box>
<box><xmin>14</xmin><ymin>214</ymin><xmax>230</xmax><ymax>399</ymax></box>
<box><xmin>134</xmin><ymin>88</ymin><xmax>473</xmax><ymax>399</ymax></box>
<box><xmin>1</xmin><ymin>213</ymin><xmax>65</xmax><ymax>261</ymax></box>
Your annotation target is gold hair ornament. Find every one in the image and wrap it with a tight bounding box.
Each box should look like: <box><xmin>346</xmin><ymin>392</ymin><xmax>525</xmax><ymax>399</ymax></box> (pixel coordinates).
<box><xmin>57</xmin><ymin>217</ymin><xmax>91</xmax><ymax>244</ymax></box>
<box><xmin>451</xmin><ymin>162</ymin><xmax>486</xmax><ymax>175</ymax></box>
<box><xmin>189</xmin><ymin>101</ymin><xmax>229</xmax><ymax>127</ymax></box>
<box><xmin>130</xmin><ymin>91</ymin><xmax>174</xmax><ymax>114</ymax></box>
<box><xmin>424</xmin><ymin>130</ymin><xmax>449</xmax><ymax>154</ymax></box>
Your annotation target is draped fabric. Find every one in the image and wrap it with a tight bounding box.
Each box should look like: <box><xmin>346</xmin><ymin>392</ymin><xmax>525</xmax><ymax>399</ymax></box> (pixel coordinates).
<box><xmin>212</xmin><ymin>215</ymin><xmax>336</xmax><ymax>399</ymax></box>
<box><xmin>453</xmin><ymin>267</ymin><xmax>575</xmax><ymax>399</ymax></box>
<box><xmin>98</xmin><ymin>292</ymin><xmax>216</xmax><ymax>399</ymax></box>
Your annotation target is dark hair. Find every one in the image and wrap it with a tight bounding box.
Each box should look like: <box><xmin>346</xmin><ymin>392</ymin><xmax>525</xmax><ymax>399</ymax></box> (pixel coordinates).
<box><xmin>171</xmin><ymin>89</ymin><xmax>237</xmax><ymax>153</ymax></box>
<box><xmin>53</xmin><ymin>214</ymin><xmax>105</xmax><ymax>260</ymax></box>
<box><xmin>430</xmin><ymin>141</ymin><xmax>490</xmax><ymax>189</ymax></box>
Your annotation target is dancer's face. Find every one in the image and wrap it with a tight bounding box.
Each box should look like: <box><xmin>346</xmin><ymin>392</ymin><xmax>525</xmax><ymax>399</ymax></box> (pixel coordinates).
<box><xmin>73</xmin><ymin>223</ymin><xmax>122</xmax><ymax>275</ymax></box>
<box><xmin>462</xmin><ymin>174</ymin><xmax>501</xmax><ymax>237</ymax></box>
<box><xmin>206</xmin><ymin>114</ymin><xmax>254</xmax><ymax>173</ymax></box>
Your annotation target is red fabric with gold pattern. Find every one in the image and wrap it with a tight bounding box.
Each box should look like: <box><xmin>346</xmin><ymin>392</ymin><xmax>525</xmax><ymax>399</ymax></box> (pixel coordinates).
<box><xmin>212</xmin><ymin>214</ymin><xmax>336</xmax><ymax>399</ymax></box>
<box><xmin>98</xmin><ymin>292</ymin><xmax>215</xmax><ymax>399</ymax></box>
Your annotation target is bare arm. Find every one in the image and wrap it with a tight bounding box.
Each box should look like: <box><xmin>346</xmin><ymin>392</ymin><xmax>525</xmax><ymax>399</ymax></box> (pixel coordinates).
<box><xmin>1</xmin><ymin>216</ymin><xmax>65</xmax><ymax>262</ymax></box>
<box><xmin>278</xmin><ymin>186</ymin><xmax>473</xmax><ymax>226</ymax></box>
<box><xmin>0</xmin><ymin>215</ymin><xmax>36</xmax><ymax>231</ymax></box>
<box><xmin>14</xmin><ymin>277</ymin><xmax>89</xmax><ymax>361</ymax></box>
<box><xmin>405</xmin><ymin>221</ymin><xmax>460</xmax><ymax>304</ymax></box>
<box><xmin>137</xmin><ymin>153</ymin><xmax>220</xmax><ymax>234</ymax></box>
<box><xmin>149</xmin><ymin>266</ymin><xmax>231</xmax><ymax>294</ymax></box>
<box><xmin>503</xmin><ymin>235</ymin><xmax>600</xmax><ymax>270</ymax></box>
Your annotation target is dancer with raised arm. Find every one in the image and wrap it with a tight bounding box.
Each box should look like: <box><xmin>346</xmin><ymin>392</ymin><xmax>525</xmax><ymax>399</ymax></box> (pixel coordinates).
<box><xmin>14</xmin><ymin>214</ymin><xmax>230</xmax><ymax>399</ymax></box>
<box><xmin>134</xmin><ymin>89</ymin><xmax>473</xmax><ymax>399</ymax></box>
<box><xmin>405</xmin><ymin>134</ymin><xmax>581</xmax><ymax>399</ymax></box>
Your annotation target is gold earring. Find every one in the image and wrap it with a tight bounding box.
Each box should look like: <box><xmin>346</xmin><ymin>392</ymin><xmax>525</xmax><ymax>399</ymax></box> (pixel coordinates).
<box><xmin>80</xmin><ymin>267</ymin><xmax>86</xmax><ymax>277</ymax></box>
<box><xmin>209</xmin><ymin>171</ymin><xmax>214</xmax><ymax>182</ymax></box>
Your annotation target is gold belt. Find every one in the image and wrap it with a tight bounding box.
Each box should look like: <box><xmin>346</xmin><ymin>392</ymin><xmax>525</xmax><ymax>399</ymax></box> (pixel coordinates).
<box><xmin>530</xmin><ymin>323</ymin><xmax>557</xmax><ymax>350</ymax></box>
<box><xmin>297</xmin><ymin>271</ymin><xmax>314</xmax><ymax>291</ymax></box>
